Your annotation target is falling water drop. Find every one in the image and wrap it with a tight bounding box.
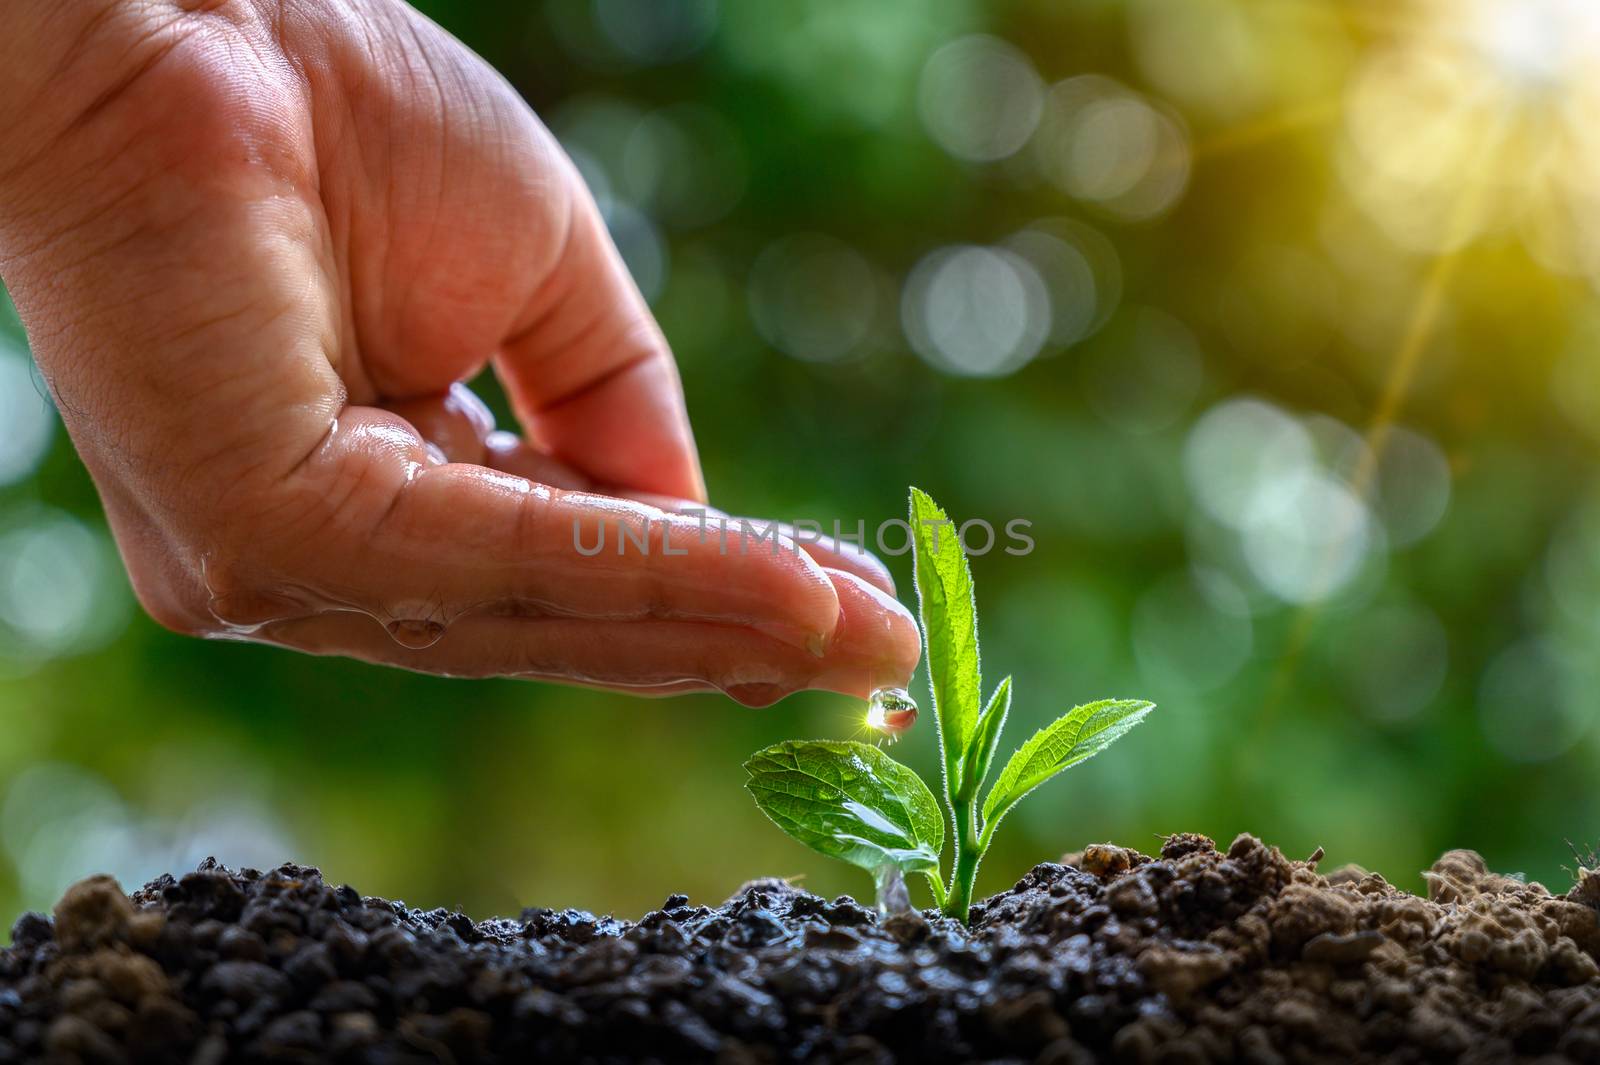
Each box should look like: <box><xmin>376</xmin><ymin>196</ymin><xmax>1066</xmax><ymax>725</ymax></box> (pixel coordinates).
<box><xmin>865</xmin><ymin>687</ymin><xmax>919</xmax><ymax>742</ymax></box>
<box><xmin>386</xmin><ymin>618</ymin><xmax>446</xmax><ymax>649</ymax></box>
<box><xmin>874</xmin><ymin>864</ymin><xmax>912</xmax><ymax>916</ymax></box>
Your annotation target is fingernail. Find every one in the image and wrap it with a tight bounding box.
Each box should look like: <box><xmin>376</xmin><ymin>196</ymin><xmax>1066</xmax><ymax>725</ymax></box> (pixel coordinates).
<box><xmin>805</xmin><ymin>631</ymin><xmax>828</xmax><ymax>658</ymax></box>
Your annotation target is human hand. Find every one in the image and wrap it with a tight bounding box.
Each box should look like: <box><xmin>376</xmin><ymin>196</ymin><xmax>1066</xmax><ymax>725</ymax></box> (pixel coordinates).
<box><xmin>0</xmin><ymin>0</ymin><xmax>919</xmax><ymax>705</ymax></box>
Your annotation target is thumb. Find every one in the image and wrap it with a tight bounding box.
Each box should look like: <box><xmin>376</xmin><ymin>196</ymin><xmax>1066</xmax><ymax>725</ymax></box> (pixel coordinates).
<box><xmin>494</xmin><ymin>159</ymin><xmax>706</xmax><ymax>502</ymax></box>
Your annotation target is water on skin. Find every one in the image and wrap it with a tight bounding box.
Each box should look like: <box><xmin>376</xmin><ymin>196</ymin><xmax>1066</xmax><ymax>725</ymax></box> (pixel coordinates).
<box><xmin>386</xmin><ymin>618</ymin><xmax>447</xmax><ymax>649</ymax></box>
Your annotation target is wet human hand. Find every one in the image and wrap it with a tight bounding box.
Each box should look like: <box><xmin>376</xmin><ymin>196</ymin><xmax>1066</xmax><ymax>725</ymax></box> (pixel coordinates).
<box><xmin>0</xmin><ymin>0</ymin><xmax>919</xmax><ymax>705</ymax></box>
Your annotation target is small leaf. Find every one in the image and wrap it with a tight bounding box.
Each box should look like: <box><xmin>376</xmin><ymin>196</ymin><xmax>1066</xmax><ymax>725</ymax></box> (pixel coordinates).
<box><xmin>960</xmin><ymin>676</ymin><xmax>1011</xmax><ymax>802</ymax></box>
<box><xmin>745</xmin><ymin>740</ymin><xmax>944</xmax><ymax>876</ymax></box>
<box><xmin>909</xmin><ymin>487</ymin><xmax>981</xmax><ymax>801</ymax></box>
<box><xmin>982</xmin><ymin>699</ymin><xmax>1155</xmax><ymax>825</ymax></box>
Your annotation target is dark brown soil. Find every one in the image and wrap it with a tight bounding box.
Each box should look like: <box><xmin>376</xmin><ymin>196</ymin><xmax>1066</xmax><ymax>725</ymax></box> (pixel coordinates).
<box><xmin>3</xmin><ymin>834</ymin><xmax>1599</xmax><ymax>1063</ymax></box>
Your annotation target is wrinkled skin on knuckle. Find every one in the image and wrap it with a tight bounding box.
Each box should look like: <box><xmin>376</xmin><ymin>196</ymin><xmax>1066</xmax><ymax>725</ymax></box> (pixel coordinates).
<box><xmin>117</xmin><ymin>470</ymin><xmax>338</xmax><ymax>639</ymax></box>
<box><xmin>115</xmin><ymin>530</ymin><xmax>222</xmax><ymax>639</ymax></box>
<box><xmin>76</xmin><ymin>430</ymin><xmax>314</xmax><ymax>640</ymax></box>
<box><xmin>107</xmin><ymin>410</ymin><xmax>403</xmax><ymax>641</ymax></box>
<box><xmin>2</xmin><ymin>3</ymin><xmax>333</xmax><ymax>483</ymax></box>
<box><xmin>281</xmin><ymin>0</ymin><xmax>575</xmax><ymax>402</ymax></box>
<box><xmin>2</xmin><ymin>2</ymin><xmax>307</xmax><ymax>258</ymax></box>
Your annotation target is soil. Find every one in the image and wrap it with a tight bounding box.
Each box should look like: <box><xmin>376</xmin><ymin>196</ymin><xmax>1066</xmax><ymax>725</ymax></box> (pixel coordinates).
<box><xmin>2</xmin><ymin>834</ymin><xmax>1599</xmax><ymax>1064</ymax></box>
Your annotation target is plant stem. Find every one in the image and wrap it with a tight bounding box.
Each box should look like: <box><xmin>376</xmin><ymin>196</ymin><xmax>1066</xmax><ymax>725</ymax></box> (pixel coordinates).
<box><xmin>943</xmin><ymin>793</ymin><xmax>983</xmax><ymax>922</ymax></box>
<box><xmin>922</xmin><ymin>871</ymin><xmax>948</xmax><ymax>910</ymax></box>
<box><xmin>977</xmin><ymin>816</ymin><xmax>999</xmax><ymax>856</ymax></box>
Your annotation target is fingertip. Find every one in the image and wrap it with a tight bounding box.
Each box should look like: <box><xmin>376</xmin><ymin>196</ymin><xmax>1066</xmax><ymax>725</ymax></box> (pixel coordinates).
<box><xmin>684</xmin><ymin>455</ymin><xmax>709</xmax><ymax>506</ymax></box>
<box><xmin>382</xmin><ymin>384</ymin><xmax>496</xmax><ymax>466</ymax></box>
<box><xmin>483</xmin><ymin>430</ymin><xmax>593</xmax><ymax>490</ymax></box>
<box><xmin>810</xmin><ymin>568</ymin><xmax>922</xmax><ymax>697</ymax></box>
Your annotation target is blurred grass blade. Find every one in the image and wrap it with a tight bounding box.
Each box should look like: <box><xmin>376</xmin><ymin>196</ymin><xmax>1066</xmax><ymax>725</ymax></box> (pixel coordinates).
<box><xmin>910</xmin><ymin>487</ymin><xmax>981</xmax><ymax>800</ymax></box>
<box><xmin>982</xmin><ymin>699</ymin><xmax>1155</xmax><ymax>826</ymax></box>
<box><xmin>744</xmin><ymin>740</ymin><xmax>944</xmax><ymax>876</ymax></box>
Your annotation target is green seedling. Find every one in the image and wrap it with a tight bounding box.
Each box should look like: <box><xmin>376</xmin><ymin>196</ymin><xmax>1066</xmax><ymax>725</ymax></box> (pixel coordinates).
<box><xmin>744</xmin><ymin>487</ymin><xmax>1155</xmax><ymax>923</ymax></box>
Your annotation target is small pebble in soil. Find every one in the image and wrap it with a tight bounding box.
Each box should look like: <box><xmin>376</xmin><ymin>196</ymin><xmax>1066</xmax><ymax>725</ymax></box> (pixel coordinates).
<box><xmin>3</xmin><ymin>839</ymin><xmax>1599</xmax><ymax>1062</ymax></box>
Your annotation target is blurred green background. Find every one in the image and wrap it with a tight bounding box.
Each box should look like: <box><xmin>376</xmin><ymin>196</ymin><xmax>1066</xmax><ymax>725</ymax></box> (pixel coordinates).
<box><xmin>4</xmin><ymin>0</ymin><xmax>1600</xmax><ymax>922</ymax></box>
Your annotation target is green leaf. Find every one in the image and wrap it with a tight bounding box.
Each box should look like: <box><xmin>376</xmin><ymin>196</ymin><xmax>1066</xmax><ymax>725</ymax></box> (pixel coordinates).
<box><xmin>960</xmin><ymin>676</ymin><xmax>1011</xmax><ymax>801</ymax></box>
<box><xmin>909</xmin><ymin>487</ymin><xmax>981</xmax><ymax>801</ymax></box>
<box><xmin>744</xmin><ymin>740</ymin><xmax>944</xmax><ymax>876</ymax></box>
<box><xmin>982</xmin><ymin>699</ymin><xmax>1155</xmax><ymax>825</ymax></box>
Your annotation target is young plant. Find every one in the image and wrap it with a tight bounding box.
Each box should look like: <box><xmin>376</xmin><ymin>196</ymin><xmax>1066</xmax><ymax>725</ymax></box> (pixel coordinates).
<box><xmin>744</xmin><ymin>487</ymin><xmax>1155</xmax><ymax>923</ymax></box>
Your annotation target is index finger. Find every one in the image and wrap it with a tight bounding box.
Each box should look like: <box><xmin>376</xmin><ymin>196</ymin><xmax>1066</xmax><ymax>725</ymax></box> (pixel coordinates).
<box><xmin>210</xmin><ymin>407</ymin><xmax>839</xmax><ymax>655</ymax></box>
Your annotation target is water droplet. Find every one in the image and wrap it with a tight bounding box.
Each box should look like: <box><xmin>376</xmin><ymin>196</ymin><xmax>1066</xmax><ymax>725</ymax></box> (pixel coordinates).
<box><xmin>386</xmin><ymin>618</ymin><xmax>446</xmax><ymax>649</ymax></box>
<box><xmin>866</xmin><ymin>687</ymin><xmax>919</xmax><ymax>742</ymax></box>
<box><xmin>874</xmin><ymin>864</ymin><xmax>912</xmax><ymax>917</ymax></box>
